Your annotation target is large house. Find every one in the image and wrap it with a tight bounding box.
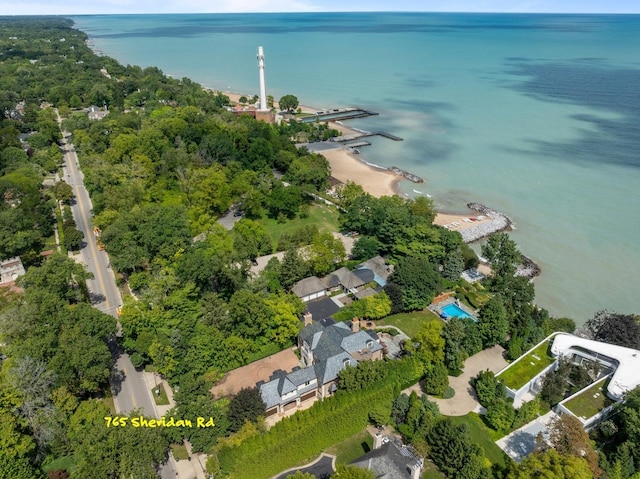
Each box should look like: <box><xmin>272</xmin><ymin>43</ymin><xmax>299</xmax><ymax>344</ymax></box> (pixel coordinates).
<box><xmin>260</xmin><ymin>318</ymin><xmax>383</xmax><ymax>418</ymax></box>
<box><xmin>291</xmin><ymin>256</ymin><xmax>391</xmax><ymax>303</ymax></box>
<box><xmin>351</xmin><ymin>433</ymin><xmax>422</xmax><ymax>479</ymax></box>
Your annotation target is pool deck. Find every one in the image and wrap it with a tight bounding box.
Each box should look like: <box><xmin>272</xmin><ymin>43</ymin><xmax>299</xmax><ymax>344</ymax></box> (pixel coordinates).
<box><xmin>428</xmin><ymin>297</ymin><xmax>477</xmax><ymax>321</ymax></box>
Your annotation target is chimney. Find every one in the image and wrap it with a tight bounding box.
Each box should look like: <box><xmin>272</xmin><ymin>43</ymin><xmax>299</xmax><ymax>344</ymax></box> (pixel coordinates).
<box><xmin>351</xmin><ymin>317</ymin><xmax>360</xmax><ymax>333</ymax></box>
<box><xmin>373</xmin><ymin>432</ymin><xmax>383</xmax><ymax>450</ymax></box>
<box><xmin>303</xmin><ymin>311</ymin><xmax>313</xmax><ymax>327</ymax></box>
<box><xmin>411</xmin><ymin>462</ymin><xmax>422</xmax><ymax>479</ymax></box>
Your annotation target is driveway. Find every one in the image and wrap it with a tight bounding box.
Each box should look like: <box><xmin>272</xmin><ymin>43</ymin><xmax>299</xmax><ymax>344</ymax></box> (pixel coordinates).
<box><xmin>403</xmin><ymin>345</ymin><xmax>508</xmax><ymax>416</ymax></box>
<box><xmin>274</xmin><ymin>453</ymin><xmax>336</xmax><ymax>479</ymax></box>
<box><xmin>496</xmin><ymin>410</ymin><xmax>556</xmax><ymax>462</ymax></box>
<box><xmin>210</xmin><ymin>348</ymin><xmax>300</xmax><ymax>398</ymax></box>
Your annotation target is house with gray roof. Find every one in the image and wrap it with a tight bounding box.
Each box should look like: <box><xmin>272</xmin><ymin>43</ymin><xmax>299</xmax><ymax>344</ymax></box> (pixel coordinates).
<box><xmin>351</xmin><ymin>433</ymin><xmax>422</xmax><ymax>479</ymax></box>
<box><xmin>292</xmin><ymin>276</ymin><xmax>327</xmax><ymax>302</ymax></box>
<box><xmin>323</xmin><ymin>266</ymin><xmax>366</xmax><ymax>294</ymax></box>
<box><xmin>260</xmin><ymin>318</ymin><xmax>383</xmax><ymax>419</ymax></box>
<box><xmin>357</xmin><ymin>255</ymin><xmax>393</xmax><ymax>287</ymax></box>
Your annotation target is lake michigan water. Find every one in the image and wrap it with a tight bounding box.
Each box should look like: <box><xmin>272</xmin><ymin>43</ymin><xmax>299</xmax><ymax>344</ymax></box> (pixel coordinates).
<box><xmin>70</xmin><ymin>13</ymin><xmax>640</xmax><ymax>325</ymax></box>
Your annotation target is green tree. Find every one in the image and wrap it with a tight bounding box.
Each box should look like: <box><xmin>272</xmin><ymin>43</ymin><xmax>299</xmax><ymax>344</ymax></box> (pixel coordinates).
<box><xmin>330</xmin><ymin>464</ymin><xmax>375</xmax><ymax>479</ymax></box>
<box><xmin>307</xmin><ymin>231</ymin><xmax>346</xmax><ymax>276</ymax></box>
<box><xmin>472</xmin><ymin>370</ymin><xmax>506</xmax><ymax>408</ymax></box>
<box><xmin>227</xmin><ymin>387</ymin><xmax>267</xmax><ymax>432</ymax></box>
<box><xmin>547</xmin><ymin>413</ymin><xmax>602</xmax><ymax>478</ymax></box>
<box><xmin>53</xmin><ymin>181</ymin><xmax>74</xmax><ymax>203</ymax></box>
<box><xmin>350</xmin><ymin>236</ymin><xmax>382</xmax><ymax>261</ymax></box>
<box><xmin>506</xmin><ymin>449</ymin><xmax>592</xmax><ymax>479</ymax></box>
<box><xmin>423</xmin><ymin>361</ymin><xmax>449</xmax><ymax>396</ymax></box>
<box><xmin>279</xmin><ymin>248</ymin><xmax>309</xmax><ymax>290</ymax></box>
<box><xmin>585</xmin><ymin>310</ymin><xmax>640</xmax><ymax>350</ymax></box>
<box><xmin>477</xmin><ymin>294</ymin><xmax>509</xmax><ymax>348</ymax></box>
<box><xmin>286</xmin><ymin>472</ymin><xmax>315</xmax><ymax>479</ymax></box>
<box><xmin>0</xmin><ymin>452</ymin><xmax>44</xmax><ymax>479</ymax></box>
<box><xmin>410</xmin><ymin>321</ymin><xmax>445</xmax><ymax>364</ymax></box>
<box><xmin>442</xmin><ymin>317</ymin><xmax>467</xmax><ymax>372</ymax></box>
<box><xmin>388</xmin><ymin>256</ymin><xmax>440</xmax><ymax>311</ymax></box>
<box><xmin>485</xmin><ymin>397</ymin><xmax>515</xmax><ymax>432</ymax></box>
<box><xmin>427</xmin><ymin>418</ymin><xmax>488</xmax><ymax>479</ymax></box>
<box><xmin>279</xmin><ymin>94</ymin><xmax>299</xmax><ymax>112</ymax></box>
<box><xmin>481</xmin><ymin>232</ymin><xmax>520</xmax><ymax>284</ymax></box>
<box><xmin>232</xmin><ymin>218</ymin><xmax>273</xmax><ymax>261</ymax></box>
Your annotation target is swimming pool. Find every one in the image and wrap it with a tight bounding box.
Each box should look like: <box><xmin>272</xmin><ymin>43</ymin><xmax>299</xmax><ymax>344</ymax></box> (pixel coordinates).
<box><xmin>441</xmin><ymin>303</ymin><xmax>477</xmax><ymax>321</ymax></box>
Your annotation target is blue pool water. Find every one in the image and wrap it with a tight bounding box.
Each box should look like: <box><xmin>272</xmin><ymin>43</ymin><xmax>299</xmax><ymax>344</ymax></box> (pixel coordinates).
<box><xmin>441</xmin><ymin>304</ymin><xmax>476</xmax><ymax>321</ymax></box>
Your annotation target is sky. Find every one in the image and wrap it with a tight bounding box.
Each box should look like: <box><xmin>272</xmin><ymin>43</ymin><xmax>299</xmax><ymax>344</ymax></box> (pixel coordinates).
<box><xmin>2</xmin><ymin>0</ymin><xmax>639</xmax><ymax>16</ymax></box>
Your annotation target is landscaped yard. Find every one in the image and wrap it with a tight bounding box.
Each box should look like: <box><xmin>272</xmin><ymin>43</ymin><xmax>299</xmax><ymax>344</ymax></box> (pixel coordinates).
<box><xmin>257</xmin><ymin>203</ymin><xmax>340</xmax><ymax>246</ymax></box>
<box><xmin>325</xmin><ymin>428</ymin><xmax>373</xmax><ymax>465</ymax></box>
<box><xmin>376</xmin><ymin>310</ymin><xmax>442</xmax><ymax>339</ymax></box>
<box><xmin>449</xmin><ymin>413</ymin><xmax>509</xmax><ymax>468</ymax></box>
<box><xmin>497</xmin><ymin>339</ymin><xmax>555</xmax><ymax>391</ymax></box>
<box><xmin>563</xmin><ymin>377</ymin><xmax>615</xmax><ymax>420</ymax></box>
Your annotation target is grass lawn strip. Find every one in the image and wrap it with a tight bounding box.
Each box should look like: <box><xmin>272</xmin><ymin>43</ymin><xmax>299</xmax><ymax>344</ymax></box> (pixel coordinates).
<box><xmin>171</xmin><ymin>443</ymin><xmax>190</xmax><ymax>461</ymax></box>
<box><xmin>151</xmin><ymin>382</ymin><xmax>170</xmax><ymax>406</ymax></box>
<box><xmin>498</xmin><ymin>339</ymin><xmax>554</xmax><ymax>391</ymax></box>
<box><xmin>563</xmin><ymin>377</ymin><xmax>614</xmax><ymax>420</ymax></box>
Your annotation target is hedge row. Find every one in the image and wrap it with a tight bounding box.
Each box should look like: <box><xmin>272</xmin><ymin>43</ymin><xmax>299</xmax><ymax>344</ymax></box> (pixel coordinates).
<box><xmin>219</xmin><ymin>358</ymin><xmax>424</xmax><ymax>478</ymax></box>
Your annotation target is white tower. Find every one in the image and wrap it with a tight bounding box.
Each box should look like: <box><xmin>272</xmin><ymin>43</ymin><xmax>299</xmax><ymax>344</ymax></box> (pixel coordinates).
<box><xmin>257</xmin><ymin>46</ymin><xmax>268</xmax><ymax>111</ymax></box>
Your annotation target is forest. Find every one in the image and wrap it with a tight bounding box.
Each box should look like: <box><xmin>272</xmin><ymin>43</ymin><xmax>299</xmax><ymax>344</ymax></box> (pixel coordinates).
<box><xmin>1</xmin><ymin>16</ymin><xmax>639</xmax><ymax>479</ymax></box>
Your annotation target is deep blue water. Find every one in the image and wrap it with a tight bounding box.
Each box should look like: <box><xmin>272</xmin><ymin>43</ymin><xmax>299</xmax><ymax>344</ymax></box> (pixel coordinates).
<box><xmin>71</xmin><ymin>13</ymin><xmax>640</xmax><ymax>324</ymax></box>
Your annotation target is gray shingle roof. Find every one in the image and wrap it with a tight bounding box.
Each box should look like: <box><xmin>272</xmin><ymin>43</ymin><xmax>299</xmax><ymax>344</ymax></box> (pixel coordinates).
<box><xmin>292</xmin><ymin>276</ymin><xmax>326</xmax><ymax>298</ymax></box>
<box><xmin>323</xmin><ymin>267</ymin><xmax>366</xmax><ymax>290</ymax></box>
<box><xmin>357</xmin><ymin>255</ymin><xmax>393</xmax><ymax>286</ymax></box>
<box><xmin>351</xmin><ymin>441</ymin><xmax>421</xmax><ymax>478</ymax></box>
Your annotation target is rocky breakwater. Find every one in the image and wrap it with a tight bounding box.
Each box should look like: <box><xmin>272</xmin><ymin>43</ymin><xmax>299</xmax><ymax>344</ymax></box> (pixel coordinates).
<box><xmin>460</xmin><ymin>203</ymin><xmax>514</xmax><ymax>243</ymax></box>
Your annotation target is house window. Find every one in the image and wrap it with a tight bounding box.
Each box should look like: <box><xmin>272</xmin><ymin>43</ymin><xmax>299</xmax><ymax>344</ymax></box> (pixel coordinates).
<box><xmin>367</xmin><ymin>340</ymin><xmax>373</xmax><ymax>349</ymax></box>
<box><xmin>343</xmin><ymin>358</ymin><xmax>350</xmax><ymax>368</ymax></box>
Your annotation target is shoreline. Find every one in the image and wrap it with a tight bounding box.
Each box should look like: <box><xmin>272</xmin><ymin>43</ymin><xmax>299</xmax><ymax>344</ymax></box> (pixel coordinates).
<box><xmin>219</xmin><ymin>90</ymin><xmax>520</xmax><ymax>246</ymax></box>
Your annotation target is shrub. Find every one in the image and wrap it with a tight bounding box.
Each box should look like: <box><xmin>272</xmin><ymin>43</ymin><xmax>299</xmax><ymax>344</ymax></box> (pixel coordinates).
<box><xmin>485</xmin><ymin>398</ymin><xmax>515</xmax><ymax>432</ymax></box>
<box><xmin>472</xmin><ymin>370</ymin><xmax>506</xmax><ymax>408</ymax></box>
<box><xmin>442</xmin><ymin>387</ymin><xmax>455</xmax><ymax>399</ymax></box>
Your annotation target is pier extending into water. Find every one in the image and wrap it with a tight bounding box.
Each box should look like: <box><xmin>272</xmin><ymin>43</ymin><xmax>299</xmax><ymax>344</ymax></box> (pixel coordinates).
<box><xmin>299</xmin><ymin>107</ymin><xmax>379</xmax><ymax>123</ymax></box>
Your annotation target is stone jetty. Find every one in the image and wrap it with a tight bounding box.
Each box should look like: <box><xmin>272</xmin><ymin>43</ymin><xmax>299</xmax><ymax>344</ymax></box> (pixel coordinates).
<box><xmin>389</xmin><ymin>166</ymin><xmax>424</xmax><ymax>183</ymax></box>
<box><xmin>459</xmin><ymin>203</ymin><xmax>514</xmax><ymax>243</ymax></box>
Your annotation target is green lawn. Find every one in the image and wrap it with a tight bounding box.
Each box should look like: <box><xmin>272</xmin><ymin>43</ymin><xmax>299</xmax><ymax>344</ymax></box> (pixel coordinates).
<box><xmin>325</xmin><ymin>428</ymin><xmax>373</xmax><ymax>465</ymax></box>
<box><xmin>422</xmin><ymin>463</ymin><xmax>446</xmax><ymax>479</ymax></box>
<box><xmin>151</xmin><ymin>382</ymin><xmax>170</xmax><ymax>406</ymax></box>
<box><xmin>563</xmin><ymin>377</ymin><xmax>614</xmax><ymax>420</ymax></box>
<box><xmin>449</xmin><ymin>413</ymin><xmax>509</xmax><ymax>468</ymax></box>
<box><xmin>101</xmin><ymin>394</ymin><xmax>116</xmax><ymax>415</ymax></box>
<box><xmin>376</xmin><ymin>310</ymin><xmax>442</xmax><ymax>339</ymax></box>
<box><xmin>497</xmin><ymin>340</ymin><xmax>555</xmax><ymax>391</ymax></box>
<box><xmin>171</xmin><ymin>443</ymin><xmax>190</xmax><ymax>461</ymax></box>
<box><xmin>257</xmin><ymin>203</ymin><xmax>341</xmax><ymax>247</ymax></box>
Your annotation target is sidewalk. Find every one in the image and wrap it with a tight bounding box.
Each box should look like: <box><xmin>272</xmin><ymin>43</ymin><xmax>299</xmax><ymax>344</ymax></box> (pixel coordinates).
<box><xmin>142</xmin><ymin>371</ymin><xmax>208</xmax><ymax>479</ymax></box>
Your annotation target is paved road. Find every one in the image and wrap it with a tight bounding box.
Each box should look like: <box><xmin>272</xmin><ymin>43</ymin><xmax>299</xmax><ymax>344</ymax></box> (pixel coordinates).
<box><xmin>59</xmin><ymin>126</ymin><xmax>156</xmax><ymax>418</ymax></box>
<box><xmin>58</xmin><ymin>118</ymin><xmax>176</xmax><ymax>478</ymax></box>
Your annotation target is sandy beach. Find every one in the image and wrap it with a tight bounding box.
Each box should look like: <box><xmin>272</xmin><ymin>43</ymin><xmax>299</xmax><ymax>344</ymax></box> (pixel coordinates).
<box><xmin>320</xmin><ymin>148</ymin><xmax>401</xmax><ymax>198</ymax></box>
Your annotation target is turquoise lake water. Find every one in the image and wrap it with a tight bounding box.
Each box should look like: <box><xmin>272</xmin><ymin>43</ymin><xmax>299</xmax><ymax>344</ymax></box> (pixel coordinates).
<box><xmin>70</xmin><ymin>13</ymin><xmax>640</xmax><ymax>325</ymax></box>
